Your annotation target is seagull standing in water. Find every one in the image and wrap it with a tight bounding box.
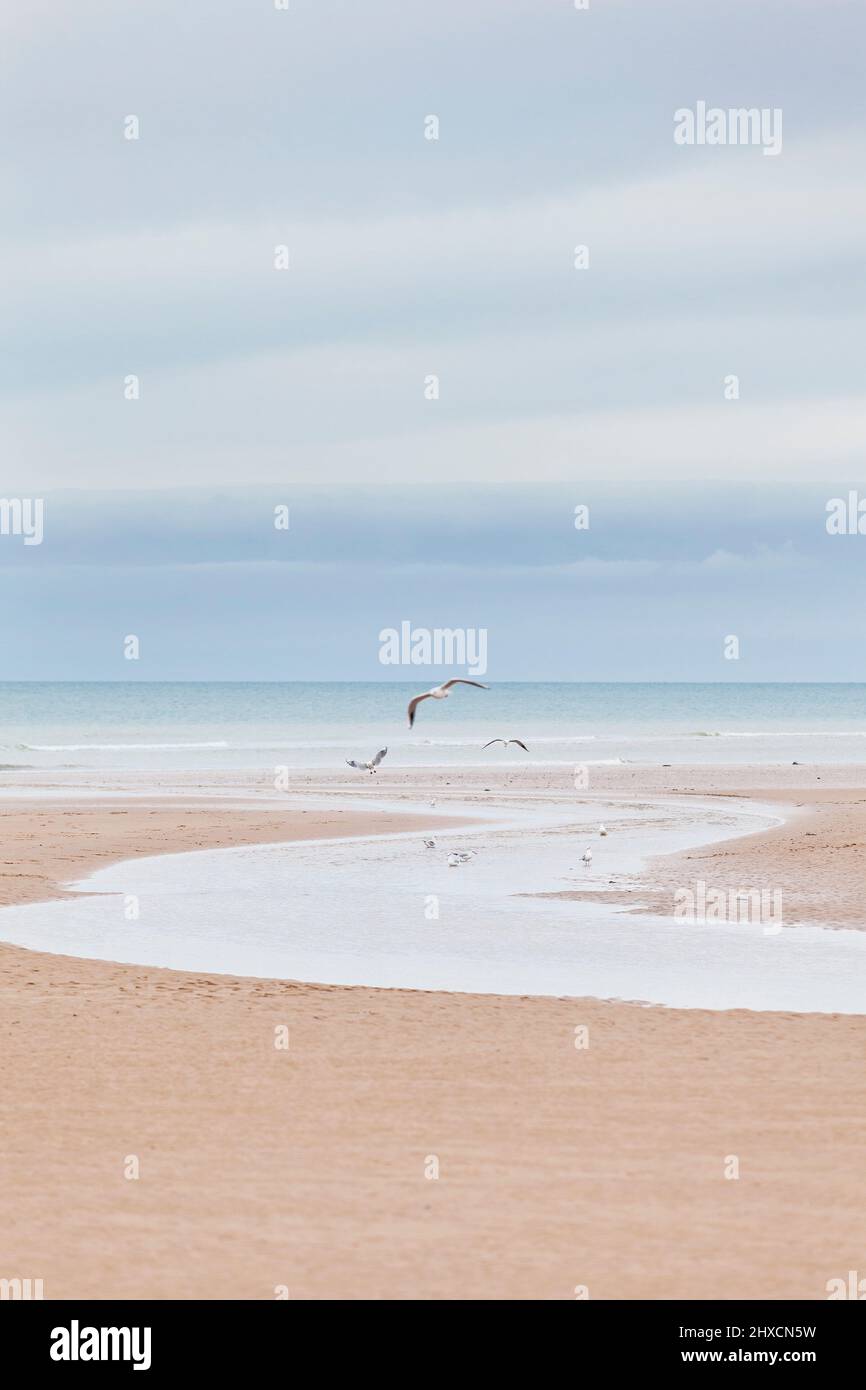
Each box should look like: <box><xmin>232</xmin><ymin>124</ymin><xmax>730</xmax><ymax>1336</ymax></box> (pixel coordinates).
<box><xmin>581</xmin><ymin>847</ymin><xmax>593</xmax><ymax>868</ymax></box>
<box><xmin>447</xmin><ymin>849</ymin><xmax>477</xmax><ymax>867</ymax></box>
<box><xmin>346</xmin><ymin>747</ymin><xmax>388</xmax><ymax>774</ymax></box>
<box><xmin>407</xmin><ymin>678</ymin><xmax>489</xmax><ymax>728</ymax></box>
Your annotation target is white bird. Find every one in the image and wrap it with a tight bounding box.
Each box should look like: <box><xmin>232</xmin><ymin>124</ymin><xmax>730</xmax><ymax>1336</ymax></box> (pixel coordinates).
<box><xmin>407</xmin><ymin>678</ymin><xmax>489</xmax><ymax>728</ymax></box>
<box><xmin>429</xmin><ymin>799</ymin><xmax>437</xmax><ymax>807</ymax></box>
<box><xmin>423</xmin><ymin>838</ymin><xmax>437</xmax><ymax>849</ymax></box>
<box><xmin>581</xmin><ymin>847</ymin><xmax>593</xmax><ymax>867</ymax></box>
<box><xmin>346</xmin><ymin>747</ymin><xmax>388</xmax><ymax>774</ymax></box>
<box><xmin>599</xmin><ymin>824</ymin><xmax>608</xmax><ymax>836</ymax></box>
<box><xmin>447</xmin><ymin>848</ymin><xmax>476</xmax><ymax>866</ymax></box>
<box><xmin>482</xmin><ymin>738</ymin><xmax>529</xmax><ymax>752</ymax></box>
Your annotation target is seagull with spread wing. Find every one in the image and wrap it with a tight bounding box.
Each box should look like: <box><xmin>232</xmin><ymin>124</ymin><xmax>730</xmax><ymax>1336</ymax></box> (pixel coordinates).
<box><xmin>407</xmin><ymin>678</ymin><xmax>489</xmax><ymax>728</ymax></box>
<box><xmin>346</xmin><ymin>747</ymin><xmax>388</xmax><ymax>774</ymax></box>
<box><xmin>482</xmin><ymin>738</ymin><xmax>529</xmax><ymax>752</ymax></box>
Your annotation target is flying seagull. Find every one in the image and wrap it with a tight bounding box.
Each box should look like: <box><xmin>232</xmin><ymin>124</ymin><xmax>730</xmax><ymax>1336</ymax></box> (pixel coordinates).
<box><xmin>482</xmin><ymin>738</ymin><xmax>529</xmax><ymax>752</ymax></box>
<box><xmin>422</xmin><ymin>838</ymin><xmax>437</xmax><ymax>849</ymax></box>
<box><xmin>346</xmin><ymin>747</ymin><xmax>388</xmax><ymax>774</ymax></box>
<box><xmin>407</xmin><ymin>679</ymin><xmax>489</xmax><ymax>728</ymax></box>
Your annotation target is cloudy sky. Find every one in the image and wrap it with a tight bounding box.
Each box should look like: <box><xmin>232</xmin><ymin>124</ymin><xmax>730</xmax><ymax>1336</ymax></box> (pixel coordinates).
<box><xmin>3</xmin><ymin>483</ymin><xmax>865</xmax><ymax>680</ymax></box>
<box><xmin>3</xmin><ymin>0</ymin><xmax>865</xmax><ymax>487</ymax></box>
<box><xmin>2</xmin><ymin>2</ymin><xmax>864</xmax><ymax>678</ymax></box>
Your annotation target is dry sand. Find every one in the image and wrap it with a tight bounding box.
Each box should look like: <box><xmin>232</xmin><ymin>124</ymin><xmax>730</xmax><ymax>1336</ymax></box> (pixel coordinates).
<box><xmin>1</xmin><ymin>768</ymin><xmax>864</xmax><ymax>1300</ymax></box>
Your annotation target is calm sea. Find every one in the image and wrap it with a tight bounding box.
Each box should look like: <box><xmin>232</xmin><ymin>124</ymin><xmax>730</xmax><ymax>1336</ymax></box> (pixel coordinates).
<box><xmin>1</xmin><ymin>682</ymin><xmax>865</xmax><ymax>771</ymax></box>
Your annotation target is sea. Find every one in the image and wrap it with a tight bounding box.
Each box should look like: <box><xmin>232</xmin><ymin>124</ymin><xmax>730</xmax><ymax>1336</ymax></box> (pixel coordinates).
<box><xmin>1</xmin><ymin>681</ymin><xmax>863</xmax><ymax>1008</ymax></box>
<box><xmin>1</xmin><ymin>681</ymin><xmax>865</xmax><ymax>771</ymax></box>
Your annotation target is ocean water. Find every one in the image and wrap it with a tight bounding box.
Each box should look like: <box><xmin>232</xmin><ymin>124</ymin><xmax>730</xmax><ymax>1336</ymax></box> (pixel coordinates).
<box><xmin>1</xmin><ymin>684</ymin><xmax>861</xmax><ymax>1009</ymax></box>
<box><xmin>1</xmin><ymin>682</ymin><xmax>865</xmax><ymax>772</ymax></box>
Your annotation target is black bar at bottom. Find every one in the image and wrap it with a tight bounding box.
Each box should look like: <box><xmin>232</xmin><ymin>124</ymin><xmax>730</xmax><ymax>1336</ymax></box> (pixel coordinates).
<box><xmin>0</xmin><ymin>1298</ymin><xmax>862</xmax><ymax>1373</ymax></box>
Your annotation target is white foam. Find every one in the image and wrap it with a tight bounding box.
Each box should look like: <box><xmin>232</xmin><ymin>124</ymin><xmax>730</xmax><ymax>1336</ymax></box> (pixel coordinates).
<box><xmin>21</xmin><ymin>741</ymin><xmax>231</xmax><ymax>751</ymax></box>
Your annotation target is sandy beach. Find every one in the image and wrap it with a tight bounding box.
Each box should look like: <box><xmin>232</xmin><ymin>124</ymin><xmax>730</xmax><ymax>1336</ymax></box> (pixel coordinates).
<box><xmin>1</xmin><ymin>765</ymin><xmax>864</xmax><ymax>1300</ymax></box>
<box><xmin>7</xmin><ymin>0</ymin><xmax>865</xmax><ymax>1329</ymax></box>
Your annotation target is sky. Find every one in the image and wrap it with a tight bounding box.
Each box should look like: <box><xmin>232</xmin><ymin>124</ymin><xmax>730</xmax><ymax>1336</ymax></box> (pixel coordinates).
<box><xmin>1</xmin><ymin>2</ymin><xmax>864</xmax><ymax>678</ymax></box>
<box><xmin>2</xmin><ymin>0</ymin><xmax>865</xmax><ymax>488</ymax></box>
<box><xmin>3</xmin><ymin>483</ymin><xmax>866</xmax><ymax>680</ymax></box>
